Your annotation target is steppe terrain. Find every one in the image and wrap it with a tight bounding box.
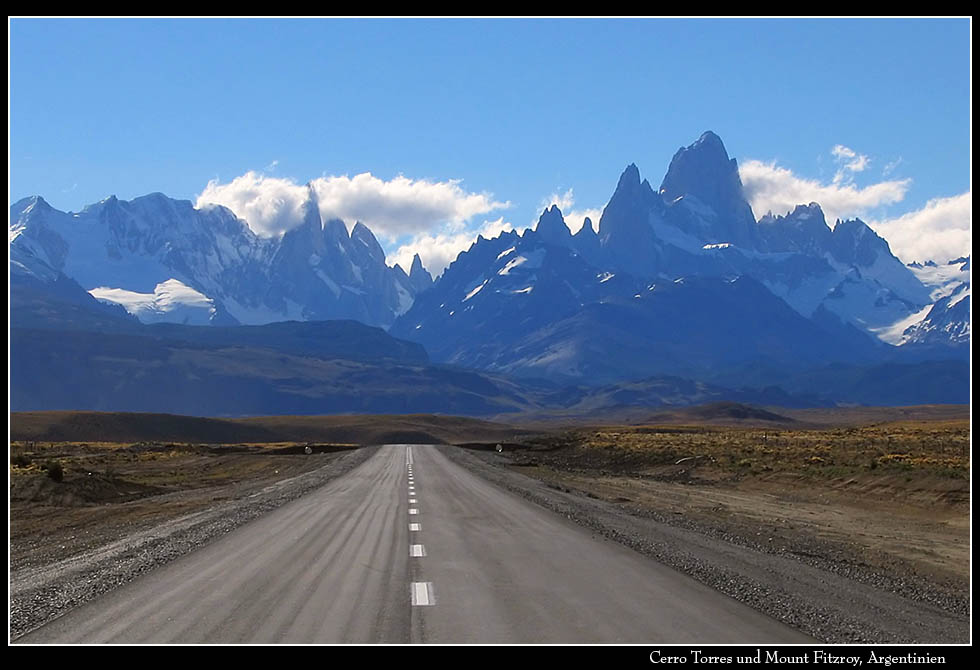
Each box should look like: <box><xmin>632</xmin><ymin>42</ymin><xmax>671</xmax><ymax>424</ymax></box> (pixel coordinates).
<box><xmin>9</xmin><ymin>405</ymin><xmax>970</xmax><ymax>642</ymax></box>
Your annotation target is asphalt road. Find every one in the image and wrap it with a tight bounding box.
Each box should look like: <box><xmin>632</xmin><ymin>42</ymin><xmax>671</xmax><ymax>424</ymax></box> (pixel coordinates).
<box><xmin>17</xmin><ymin>445</ymin><xmax>813</xmax><ymax>644</ymax></box>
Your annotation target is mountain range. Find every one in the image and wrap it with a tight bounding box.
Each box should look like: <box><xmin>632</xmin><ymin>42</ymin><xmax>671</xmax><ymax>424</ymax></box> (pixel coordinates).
<box><xmin>389</xmin><ymin>132</ymin><xmax>967</xmax><ymax>383</ymax></box>
<box><xmin>9</xmin><ymin>131</ymin><xmax>970</xmax><ymax>414</ymax></box>
<box><xmin>10</xmin><ymin>187</ymin><xmax>432</xmax><ymax>328</ymax></box>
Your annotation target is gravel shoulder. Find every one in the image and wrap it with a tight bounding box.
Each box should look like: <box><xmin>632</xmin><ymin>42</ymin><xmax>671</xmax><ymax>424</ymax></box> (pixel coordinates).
<box><xmin>9</xmin><ymin>446</ymin><xmax>377</xmax><ymax>640</ymax></box>
<box><xmin>437</xmin><ymin>445</ymin><xmax>970</xmax><ymax>644</ymax></box>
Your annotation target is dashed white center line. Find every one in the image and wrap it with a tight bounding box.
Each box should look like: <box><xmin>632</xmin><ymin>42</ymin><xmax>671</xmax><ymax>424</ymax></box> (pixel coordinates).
<box><xmin>406</xmin><ymin>447</ymin><xmax>413</xmax><ymax>466</ymax></box>
<box><xmin>409</xmin><ymin>508</ymin><xmax>419</xmax><ymax>515</ymax></box>
<box><xmin>409</xmin><ymin>522</ymin><xmax>421</xmax><ymax>531</ymax></box>
<box><xmin>409</xmin><ymin>498</ymin><xmax>417</xmax><ymax>503</ymax></box>
<box><xmin>409</xmin><ymin>544</ymin><xmax>426</xmax><ymax>557</ymax></box>
<box><xmin>411</xmin><ymin>582</ymin><xmax>434</xmax><ymax>606</ymax></box>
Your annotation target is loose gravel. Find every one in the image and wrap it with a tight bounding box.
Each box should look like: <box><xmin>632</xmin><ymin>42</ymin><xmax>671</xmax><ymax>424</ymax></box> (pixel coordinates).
<box><xmin>10</xmin><ymin>446</ymin><xmax>377</xmax><ymax>640</ymax></box>
<box><xmin>438</xmin><ymin>445</ymin><xmax>969</xmax><ymax>644</ymax></box>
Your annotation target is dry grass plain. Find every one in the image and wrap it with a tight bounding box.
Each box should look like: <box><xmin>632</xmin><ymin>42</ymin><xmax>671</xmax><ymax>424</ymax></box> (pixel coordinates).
<box><xmin>9</xmin><ymin>407</ymin><xmax>970</xmax><ymax>599</ymax></box>
<box><xmin>493</xmin><ymin>416</ymin><xmax>970</xmax><ymax>588</ymax></box>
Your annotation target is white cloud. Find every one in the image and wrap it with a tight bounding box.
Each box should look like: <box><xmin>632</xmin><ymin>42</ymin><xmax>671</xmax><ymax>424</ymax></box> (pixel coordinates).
<box><xmin>388</xmin><ymin>217</ymin><xmax>522</xmax><ymax>278</ymax></box>
<box><xmin>311</xmin><ymin>173</ymin><xmax>509</xmax><ymax>240</ymax></box>
<box><xmin>869</xmin><ymin>192</ymin><xmax>971</xmax><ymax>264</ymax></box>
<box><xmin>538</xmin><ymin>189</ymin><xmax>600</xmax><ymax>234</ymax></box>
<box><xmin>740</xmin><ymin>144</ymin><xmax>969</xmax><ymax>263</ymax></box>
<box><xmin>831</xmin><ymin>144</ymin><xmax>870</xmax><ymax>184</ymax></box>
<box><xmin>882</xmin><ymin>157</ymin><xmax>904</xmax><ymax>177</ymax></box>
<box><xmin>196</xmin><ymin>170</ymin><xmax>510</xmax><ymax>241</ymax></box>
<box><xmin>196</xmin><ymin>171</ymin><xmax>311</xmax><ymax>237</ymax></box>
<box><xmin>740</xmin><ymin>159</ymin><xmax>911</xmax><ymax>225</ymax></box>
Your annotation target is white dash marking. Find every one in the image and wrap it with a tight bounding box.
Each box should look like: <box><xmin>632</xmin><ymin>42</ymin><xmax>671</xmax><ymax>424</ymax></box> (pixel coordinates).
<box><xmin>406</xmin><ymin>447</ymin><xmax>414</xmax><ymax>466</ymax></box>
<box><xmin>411</xmin><ymin>582</ymin><xmax>434</xmax><ymax>606</ymax></box>
<box><xmin>410</xmin><ymin>544</ymin><xmax>426</xmax><ymax>557</ymax></box>
<box><xmin>409</xmin><ymin>486</ymin><xmax>415</xmax><ymax>491</ymax></box>
<box><xmin>409</xmin><ymin>508</ymin><xmax>419</xmax><ymax>515</ymax></box>
<box><xmin>409</xmin><ymin>523</ymin><xmax>421</xmax><ymax>531</ymax></box>
<box><xmin>409</xmin><ymin>498</ymin><xmax>418</xmax><ymax>504</ymax></box>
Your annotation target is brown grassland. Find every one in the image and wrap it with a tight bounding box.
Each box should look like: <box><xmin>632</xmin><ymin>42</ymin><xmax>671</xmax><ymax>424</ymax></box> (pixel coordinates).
<box><xmin>9</xmin><ymin>408</ymin><xmax>971</xmax><ymax>599</ymax></box>
<box><xmin>491</xmin><ymin>417</ymin><xmax>970</xmax><ymax>587</ymax></box>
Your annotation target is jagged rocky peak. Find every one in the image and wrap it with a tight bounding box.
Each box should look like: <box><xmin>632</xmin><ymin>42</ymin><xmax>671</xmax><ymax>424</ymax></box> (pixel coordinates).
<box><xmin>351</xmin><ymin>221</ymin><xmax>385</xmax><ymax>257</ymax></box>
<box><xmin>574</xmin><ymin>216</ymin><xmax>596</xmax><ymax>237</ymax></box>
<box><xmin>759</xmin><ymin>202</ymin><xmax>830</xmax><ymax>228</ymax></box>
<box><xmin>608</xmin><ymin>164</ymin><xmax>659</xmax><ymax>205</ymax></box>
<box><xmin>618</xmin><ymin>162</ymin><xmax>641</xmax><ymax>188</ymax></box>
<box><xmin>791</xmin><ymin>201</ymin><xmax>824</xmax><ymax>218</ymax></box>
<box><xmin>757</xmin><ymin>202</ymin><xmax>832</xmax><ymax>254</ymax></box>
<box><xmin>300</xmin><ymin>182</ymin><xmax>322</xmax><ymax>227</ymax></box>
<box><xmin>660</xmin><ymin>131</ymin><xmax>740</xmax><ymax>204</ymax></box>
<box><xmin>322</xmin><ymin>217</ymin><xmax>349</xmax><ymax>240</ymax></box>
<box><xmin>829</xmin><ymin>218</ymin><xmax>891</xmax><ymax>267</ymax></box>
<box><xmin>658</xmin><ymin>130</ymin><xmax>757</xmax><ymax>247</ymax></box>
<box><xmin>535</xmin><ymin>204</ymin><xmax>571</xmax><ymax>245</ymax></box>
<box><xmin>408</xmin><ymin>253</ymin><xmax>433</xmax><ymax>291</ymax></box>
<box><xmin>15</xmin><ymin>194</ymin><xmax>54</xmax><ymax>217</ymax></box>
<box><xmin>596</xmin><ymin>163</ymin><xmax>664</xmax><ymax>277</ymax></box>
<box><xmin>600</xmin><ymin>163</ymin><xmax>661</xmax><ymax>232</ymax></box>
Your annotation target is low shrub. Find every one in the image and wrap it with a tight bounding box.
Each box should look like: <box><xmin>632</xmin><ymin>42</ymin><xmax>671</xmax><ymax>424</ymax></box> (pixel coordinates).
<box><xmin>44</xmin><ymin>461</ymin><xmax>64</xmax><ymax>482</ymax></box>
<box><xmin>11</xmin><ymin>453</ymin><xmax>32</xmax><ymax>468</ymax></box>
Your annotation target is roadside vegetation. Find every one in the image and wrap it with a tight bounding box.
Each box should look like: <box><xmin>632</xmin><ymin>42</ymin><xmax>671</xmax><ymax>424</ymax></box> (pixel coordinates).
<box><xmin>516</xmin><ymin>420</ymin><xmax>969</xmax><ymax>482</ymax></box>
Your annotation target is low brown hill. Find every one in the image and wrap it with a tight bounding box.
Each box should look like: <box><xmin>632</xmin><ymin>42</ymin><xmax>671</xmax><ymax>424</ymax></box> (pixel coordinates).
<box><xmin>10</xmin><ymin>411</ymin><xmax>536</xmax><ymax>445</ymax></box>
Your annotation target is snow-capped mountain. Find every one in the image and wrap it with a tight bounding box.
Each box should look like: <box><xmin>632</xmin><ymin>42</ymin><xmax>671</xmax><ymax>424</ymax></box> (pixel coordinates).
<box><xmin>9</xmin><ymin>191</ymin><xmax>431</xmax><ymax>327</ymax></box>
<box><xmin>592</xmin><ymin>132</ymin><xmax>933</xmax><ymax>336</ymax></box>
<box><xmin>897</xmin><ymin>256</ymin><xmax>971</xmax><ymax>346</ymax></box>
<box><xmin>391</xmin><ymin>130</ymin><xmax>966</xmax><ymax>382</ymax></box>
<box><xmin>907</xmin><ymin>256</ymin><xmax>971</xmax><ymax>301</ymax></box>
<box><xmin>390</xmin><ymin>205</ymin><xmax>883</xmax><ymax>383</ymax></box>
<box><xmin>10</xmin><ymin>130</ymin><xmax>966</xmax><ymax>380</ymax></box>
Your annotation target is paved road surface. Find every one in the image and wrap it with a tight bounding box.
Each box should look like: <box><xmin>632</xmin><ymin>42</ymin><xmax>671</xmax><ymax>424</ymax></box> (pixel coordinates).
<box><xmin>17</xmin><ymin>445</ymin><xmax>812</xmax><ymax>644</ymax></box>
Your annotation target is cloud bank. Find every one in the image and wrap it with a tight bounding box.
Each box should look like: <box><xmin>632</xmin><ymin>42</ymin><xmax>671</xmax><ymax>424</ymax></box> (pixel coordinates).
<box><xmin>869</xmin><ymin>192</ymin><xmax>971</xmax><ymax>264</ymax></box>
<box><xmin>740</xmin><ymin>143</ymin><xmax>970</xmax><ymax>263</ymax></box>
<box><xmin>196</xmin><ymin>171</ymin><xmax>510</xmax><ymax>241</ymax></box>
<box><xmin>739</xmin><ymin>159</ymin><xmax>910</xmax><ymax>225</ymax></box>
<box><xmin>197</xmin><ymin>172</ymin><xmax>311</xmax><ymax>238</ymax></box>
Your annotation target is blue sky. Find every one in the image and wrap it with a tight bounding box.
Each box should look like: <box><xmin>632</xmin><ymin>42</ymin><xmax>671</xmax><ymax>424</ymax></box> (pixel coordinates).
<box><xmin>9</xmin><ymin>18</ymin><xmax>971</xmax><ymax>271</ymax></box>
